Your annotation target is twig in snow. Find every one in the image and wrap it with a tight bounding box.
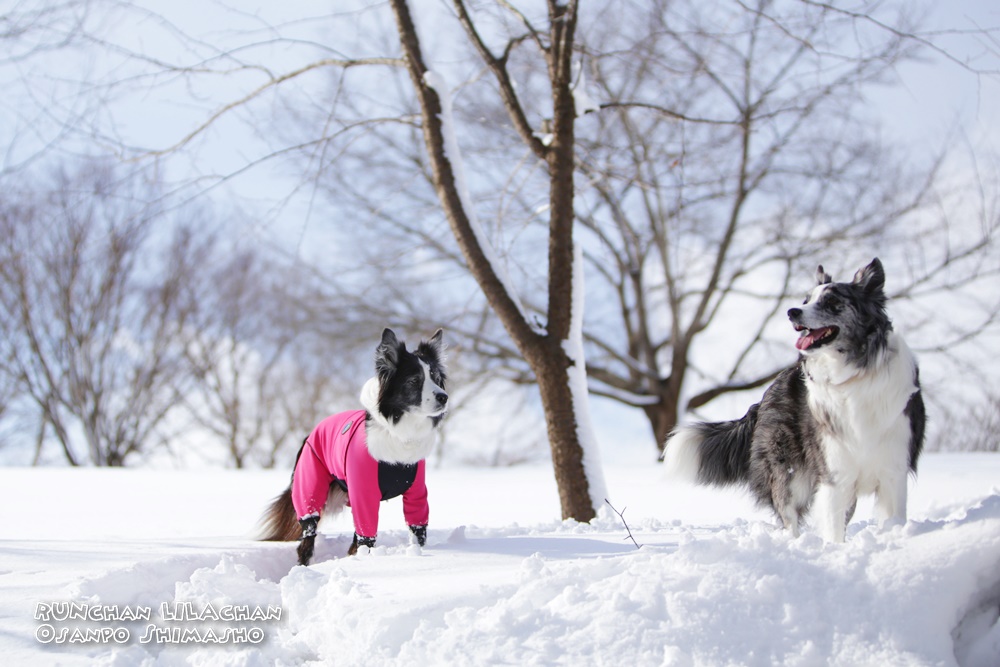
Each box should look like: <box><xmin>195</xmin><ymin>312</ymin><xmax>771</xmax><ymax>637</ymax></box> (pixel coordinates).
<box><xmin>605</xmin><ymin>499</ymin><xmax>642</xmax><ymax>550</ymax></box>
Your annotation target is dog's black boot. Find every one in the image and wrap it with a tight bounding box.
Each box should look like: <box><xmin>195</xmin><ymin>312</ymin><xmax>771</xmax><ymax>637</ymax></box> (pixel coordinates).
<box><xmin>409</xmin><ymin>524</ymin><xmax>427</xmax><ymax>547</ymax></box>
<box><xmin>297</xmin><ymin>515</ymin><xmax>319</xmax><ymax>566</ymax></box>
<box><xmin>348</xmin><ymin>533</ymin><xmax>376</xmax><ymax>556</ymax></box>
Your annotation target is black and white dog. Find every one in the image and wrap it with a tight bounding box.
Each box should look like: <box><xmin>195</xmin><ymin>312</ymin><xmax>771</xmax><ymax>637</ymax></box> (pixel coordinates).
<box><xmin>662</xmin><ymin>259</ymin><xmax>925</xmax><ymax>541</ymax></box>
<box><xmin>260</xmin><ymin>328</ymin><xmax>448</xmax><ymax>565</ymax></box>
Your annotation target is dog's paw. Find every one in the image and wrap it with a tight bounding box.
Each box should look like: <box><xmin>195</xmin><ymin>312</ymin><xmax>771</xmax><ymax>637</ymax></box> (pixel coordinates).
<box><xmin>408</xmin><ymin>524</ymin><xmax>427</xmax><ymax>547</ymax></box>
<box><xmin>298</xmin><ymin>514</ymin><xmax>319</xmax><ymax>539</ymax></box>
<box><xmin>348</xmin><ymin>533</ymin><xmax>376</xmax><ymax>556</ymax></box>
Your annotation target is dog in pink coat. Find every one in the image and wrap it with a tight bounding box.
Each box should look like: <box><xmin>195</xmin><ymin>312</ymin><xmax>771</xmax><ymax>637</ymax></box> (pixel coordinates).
<box><xmin>260</xmin><ymin>329</ymin><xmax>447</xmax><ymax>565</ymax></box>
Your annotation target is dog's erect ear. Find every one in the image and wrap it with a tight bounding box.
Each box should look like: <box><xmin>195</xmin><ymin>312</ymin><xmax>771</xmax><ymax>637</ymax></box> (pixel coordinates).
<box><xmin>418</xmin><ymin>329</ymin><xmax>445</xmax><ymax>365</ymax></box>
<box><xmin>852</xmin><ymin>258</ymin><xmax>885</xmax><ymax>294</ymax></box>
<box><xmin>376</xmin><ymin>328</ymin><xmax>403</xmax><ymax>379</ymax></box>
<box><xmin>815</xmin><ymin>265</ymin><xmax>833</xmax><ymax>285</ymax></box>
<box><xmin>428</xmin><ymin>328</ymin><xmax>444</xmax><ymax>349</ymax></box>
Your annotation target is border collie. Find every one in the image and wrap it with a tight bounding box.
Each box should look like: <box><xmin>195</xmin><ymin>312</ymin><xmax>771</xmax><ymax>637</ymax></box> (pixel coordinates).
<box><xmin>662</xmin><ymin>259</ymin><xmax>925</xmax><ymax>541</ymax></box>
<box><xmin>260</xmin><ymin>328</ymin><xmax>448</xmax><ymax>565</ymax></box>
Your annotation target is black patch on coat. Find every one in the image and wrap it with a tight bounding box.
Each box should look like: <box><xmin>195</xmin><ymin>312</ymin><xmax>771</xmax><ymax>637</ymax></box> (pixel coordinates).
<box><xmin>905</xmin><ymin>367</ymin><xmax>925</xmax><ymax>472</ymax></box>
<box><xmin>377</xmin><ymin>461</ymin><xmax>419</xmax><ymax>500</ymax></box>
<box><xmin>331</xmin><ymin>461</ymin><xmax>418</xmax><ymax>501</ymax></box>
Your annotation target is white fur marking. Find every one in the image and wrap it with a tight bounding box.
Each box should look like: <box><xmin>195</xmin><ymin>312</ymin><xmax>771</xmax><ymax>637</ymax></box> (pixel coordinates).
<box><xmin>419</xmin><ymin>359</ymin><xmax>447</xmax><ymax>418</ymax></box>
<box><xmin>661</xmin><ymin>428</ymin><xmax>703</xmax><ymax>483</ymax></box>
<box><xmin>805</xmin><ymin>332</ymin><xmax>918</xmax><ymax>541</ymax></box>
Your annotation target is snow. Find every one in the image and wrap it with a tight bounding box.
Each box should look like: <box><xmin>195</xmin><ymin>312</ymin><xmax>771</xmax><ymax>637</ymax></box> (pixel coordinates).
<box><xmin>571</xmin><ymin>61</ymin><xmax>601</xmax><ymax>117</ymax></box>
<box><xmin>564</xmin><ymin>240</ymin><xmax>608</xmax><ymax>510</ymax></box>
<box><xmin>1</xmin><ymin>455</ymin><xmax>999</xmax><ymax>666</ymax></box>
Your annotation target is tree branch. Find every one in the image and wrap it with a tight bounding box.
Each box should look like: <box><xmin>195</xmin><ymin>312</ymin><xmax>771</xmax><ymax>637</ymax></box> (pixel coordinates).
<box><xmin>452</xmin><ymin>0</ymin><xmax>549</xmax><ymax>161</ymax></box>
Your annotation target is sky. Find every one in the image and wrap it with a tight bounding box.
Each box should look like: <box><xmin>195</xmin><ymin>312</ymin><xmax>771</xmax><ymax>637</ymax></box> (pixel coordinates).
<box><xmin>870</xmin><ymin>1</ymin><xmax>999</xmax><ymax>158</ymax></box>
<box><xmin>3</xmin><ymin>0</ymin><xmax>997</xmax><ymax>216</ymax></box>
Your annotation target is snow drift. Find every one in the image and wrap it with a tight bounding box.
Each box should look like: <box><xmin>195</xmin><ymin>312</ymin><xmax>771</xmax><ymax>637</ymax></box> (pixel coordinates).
<box><xmin>0</xmin><ymin>455</ymin><xmax>998</xmax><ymax>666</ymax></box>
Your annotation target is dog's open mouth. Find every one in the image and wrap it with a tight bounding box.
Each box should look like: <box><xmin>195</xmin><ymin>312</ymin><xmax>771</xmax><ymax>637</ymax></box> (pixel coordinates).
<box><xmin>793</xmin><ymin>325</ymin><xmax>839</xmax><ymax>351</ymax></box>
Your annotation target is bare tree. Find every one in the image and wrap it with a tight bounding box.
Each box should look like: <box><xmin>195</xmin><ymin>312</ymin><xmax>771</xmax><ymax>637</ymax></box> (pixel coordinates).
<box><xmin>180</xmin><ymin>246</ymin><xmax>373</xmax><ymax>468</ymax></box>
<box><xmin>181</xmin><ymin>247</ymin><xmax>286</xmax><ymax>467</ymax></box>
<box><xmin>0</xmin><ymin>159</ymin><xmax>205</xmax><ymax>465</ymax></box>
<box><xmin>567</xmin><ymin>0</ymin><xmax>1000</xmax><ymax>448</ymax></box>
<box><xmin>302</xmin><ymin>1</ymin><xmax>999</xmax><ymax>453</ymax></box>
<box><xmin>7</xmin><ymin>2</ymin><xmax>997</xmax><ymax>487</ymax></box>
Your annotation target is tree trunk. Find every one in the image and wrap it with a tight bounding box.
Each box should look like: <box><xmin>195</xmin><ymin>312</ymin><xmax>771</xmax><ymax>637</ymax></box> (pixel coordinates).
<box><xmin>643</xmin><ymin>342</ymin><xmax>690</xmax><ymax>454</ymax></box>
<box><xmin>644</xmin><ymin>394</ymin><xmax>680</xmax><ymax>456</ymax></box>
<box><xmin>390</xmin><ymin>0</ymin><xmax>598</xmax><ymax>521</ymax></box>
<box><xmin>527</xmin><ymin>339</ymin><xmax>597</xmax><ymax>522</ymax></box>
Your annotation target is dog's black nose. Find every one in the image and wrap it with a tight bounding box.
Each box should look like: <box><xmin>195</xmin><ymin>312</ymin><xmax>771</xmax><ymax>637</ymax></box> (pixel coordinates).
<box><xmin>787</xmin><ymin>308</ymin><xmax>802</xmax><ymax>320</ymax></box>
<box><xmin>435</xmin><ymin>391</ymin><xmax>448</xmax><ymax>407</ymax></box>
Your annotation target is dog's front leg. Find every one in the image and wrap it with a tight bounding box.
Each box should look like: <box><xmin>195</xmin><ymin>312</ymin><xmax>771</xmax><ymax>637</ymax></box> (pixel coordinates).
<box><xmin>297</xmin><ymin>515</ymin><xmax>320</xmax><ymax>566</ymax></box>
<box><xmin>813</xmin><ymin>482</ymin><xmax>854</xmax><ymax>543</ymax></box>
<box><xmin>409</xmin><ymin>524</ymin><xmax>427</xmax><ymax>546</ymax></box>
<box><xmin>347</xmin><ymin>533</ymin><xmax>376</xmax><ymax>556</ymax></box>
<box><xmin>873</xmin><ymin>472</ymin><xmax>908</xmax><ymax>530</ymax></box>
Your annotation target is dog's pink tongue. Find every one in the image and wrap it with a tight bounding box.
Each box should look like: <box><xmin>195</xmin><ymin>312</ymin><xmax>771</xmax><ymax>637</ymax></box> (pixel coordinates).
<box><xmin>795</xmin><ymin>331</ymin><xmax>816</xmax><ymax>351</ymax></box>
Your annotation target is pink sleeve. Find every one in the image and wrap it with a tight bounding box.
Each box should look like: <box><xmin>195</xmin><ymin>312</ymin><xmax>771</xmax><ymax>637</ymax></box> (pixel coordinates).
<box><xmin>403</xmin><ymin>460</ymin><xmax>429</xmax><ymax>527</ymax></box>
<box><xmin>291</xmin><ymin>443</ymin><xmax>333</xmax><ymax>519</ymax></box>
<box><xmin>345</xmin><ymin>438</ymin><xmax>383</xmax><ymax>538</ymax></box>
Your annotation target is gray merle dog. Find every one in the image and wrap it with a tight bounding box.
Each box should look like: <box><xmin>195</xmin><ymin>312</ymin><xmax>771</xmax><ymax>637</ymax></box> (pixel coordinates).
<box><xmin>662</xmin><ymin>258</ymin><xmax>925</xmax><ymax>541</ymax></box>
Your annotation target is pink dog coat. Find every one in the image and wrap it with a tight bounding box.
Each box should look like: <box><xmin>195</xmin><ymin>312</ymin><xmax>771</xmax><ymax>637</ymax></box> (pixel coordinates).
<box><xmin>290</xmin><ymin>410</ymin><xmax>429</xmax><ymax>539</ymax></box>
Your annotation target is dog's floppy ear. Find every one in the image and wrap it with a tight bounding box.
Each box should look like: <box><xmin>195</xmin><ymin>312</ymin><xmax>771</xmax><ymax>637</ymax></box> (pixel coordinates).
<box><xmin>852</xmin><ymin>258</ymin><xmax>885</xmax><ymax>294</ymax></box>
<box><xmin>815</xmin><ymin>265</ymin><xmax>833</xmax><ymax>285</ymax></box>
<box><xmin>375</xmin><ymin>328</ymin><xmax>403</xmax><ymax>380</ymax></box>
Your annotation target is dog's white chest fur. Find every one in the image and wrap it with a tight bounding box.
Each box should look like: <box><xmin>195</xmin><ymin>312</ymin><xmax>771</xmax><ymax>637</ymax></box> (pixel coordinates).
<box><xmin>805</xmin><ymin>334</ymin><xmax>917</xmax><ymax>460</ymax></box>
<box><xmin>805</xmin><ymin>332</ymin><xmax>919</xmax><ymax>539</ymax></box>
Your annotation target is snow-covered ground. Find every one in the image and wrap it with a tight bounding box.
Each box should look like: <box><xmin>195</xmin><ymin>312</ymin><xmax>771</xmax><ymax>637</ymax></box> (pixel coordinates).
<box><xmin>1</xmin><ymin>453</ymin><xmax>999</xmax><ymax>666</ymax></box>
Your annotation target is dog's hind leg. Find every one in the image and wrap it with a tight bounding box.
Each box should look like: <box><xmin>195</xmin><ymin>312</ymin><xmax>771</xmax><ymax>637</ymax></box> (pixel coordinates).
<box><xmin>325</xmin><ymin>485</ymin><xmax>349</xmax><ymax>517</ymax></box>
<box><xmin>769</xmin><ymin>484</ymin><xmax>803</xmax><ymax>537</ymax></box>
<box><xmin>769</xmin><ymin>468</ymin><xmax>815</xmax><ymax>538</ymax></box>
<box><xmin>777</xmin><ymin>503</ymin><xmax>801</xmax><ymax>538</ymax></box>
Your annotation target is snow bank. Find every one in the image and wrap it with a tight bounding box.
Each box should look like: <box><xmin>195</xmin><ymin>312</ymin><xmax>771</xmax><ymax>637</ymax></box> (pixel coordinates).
<box><xmin>0</xmin><ymin>456</ymin><xmax>998</xmax><ymax>666</ymax></box>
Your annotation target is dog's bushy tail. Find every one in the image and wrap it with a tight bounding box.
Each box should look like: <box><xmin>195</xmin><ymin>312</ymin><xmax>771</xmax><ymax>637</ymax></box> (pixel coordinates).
<box><xmin>258</xmin><ymin>486</ymin><xmax>300</xmax><ymax>542</ymax></box>
<box><xmin>662</xmin><ymin>404</ymin><xmax>758</xmax><ymax>487</ymax></box>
